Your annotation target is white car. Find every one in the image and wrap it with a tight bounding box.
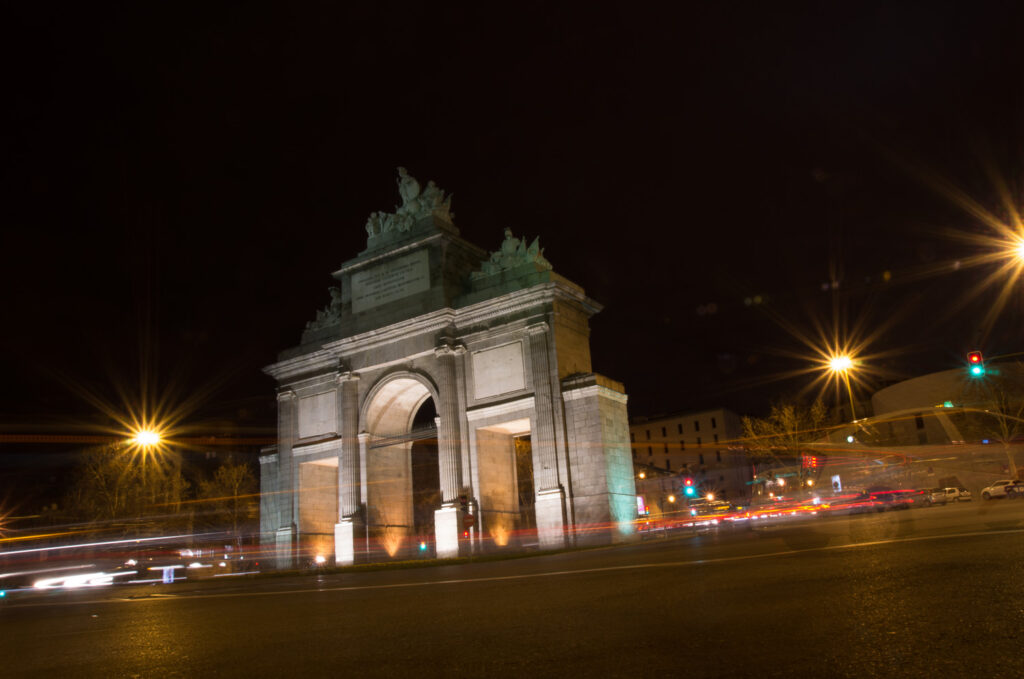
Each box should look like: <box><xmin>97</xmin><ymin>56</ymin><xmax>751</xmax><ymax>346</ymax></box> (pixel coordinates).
<box><xmin>981</xmin><ymin>480</ymin><xmax>1019</xmax><ymax>500</ymax></box>
<box><xmin>943</xmin><ymin>487</ymin><xmax>971</xmax><ymax>502</ymax></box>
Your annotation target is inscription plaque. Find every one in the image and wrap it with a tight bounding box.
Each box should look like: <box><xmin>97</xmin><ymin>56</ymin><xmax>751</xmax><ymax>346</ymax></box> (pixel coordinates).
<box><xmin>298</xmin><ymin>391</ymin><xmax>337</xmax><ymax>439</ymax></box>
<box><xmin>351</xmin><ymin>250</ymin><xmax>430</xmax><ymax>313</ymax></box>
<box><xmin>472</xmin><ymin>342</ymin><xmax>526</xmax><ymax>399</ymax></box>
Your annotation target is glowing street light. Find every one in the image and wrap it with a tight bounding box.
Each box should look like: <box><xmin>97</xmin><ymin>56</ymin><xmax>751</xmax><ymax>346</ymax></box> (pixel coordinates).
<box><xmin>829</xmin><ymin>355</ymin><xmax>853</xmax><ymax>373</ymax></box>
<box><xmin>827</xmin><ymin>353</ymin><xmax>858</xmax><ymax>420</ymax></box>
<box><xmin>131</xmin><ymin>429</ymin><xmax>162</xmax><ymax>447</ymax></box>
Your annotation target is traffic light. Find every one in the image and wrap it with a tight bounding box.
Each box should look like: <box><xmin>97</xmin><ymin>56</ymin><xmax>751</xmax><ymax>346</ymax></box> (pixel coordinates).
<box><xmin>683</xmin><ymin>478</ymin><xmax>696</xmax><ymax>497</ymax></box>
<box><xmin>967</xmin><ymin>351</ymin><xmax>985</xmax><ymax>377</ymax></box>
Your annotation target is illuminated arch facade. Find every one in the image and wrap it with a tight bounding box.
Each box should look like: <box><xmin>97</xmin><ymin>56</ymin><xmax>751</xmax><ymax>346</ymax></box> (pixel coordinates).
<box><xmin>260</xmin><ymin>170</ymin><xmax>636</xmax><ymax>566</ymax></box>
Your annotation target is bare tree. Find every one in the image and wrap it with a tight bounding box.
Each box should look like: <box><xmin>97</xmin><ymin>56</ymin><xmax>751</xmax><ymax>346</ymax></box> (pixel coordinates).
<box><xmin>741</xmin><ymin>399</ymin><xmax>830</xmax><ymax>465</ymax></box>
<box><xmin>956</xmin><ymin>362</ymin><xmax>1024</xmax><ymax>478</ymax></box>
<box><xmin>65</xmin><ymin>444</ymin><xmax>190</xmax><ymax>534</ymax></box>
<box><xmin>197</xmin><ymin>460</ymin><xmax>258</xmax><ymax>537</ymax></box>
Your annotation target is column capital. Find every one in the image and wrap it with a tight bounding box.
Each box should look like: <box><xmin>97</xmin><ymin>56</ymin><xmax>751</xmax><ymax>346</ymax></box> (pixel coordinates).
<box><xmin>357</xmin><ymin>432</ymin><xmax>371</xmax><ymax>443</ymax></box>
<box><xmin>337</xmin><ymin>371</ymin><xmax>360</xmax><ymax>384</ymax></box>
<box><xmin>434</xmin><ymin>341</ymin><xmax>466</xmax><ymax>358</ymax></box>
<box><xmin>276</xmin><ymin>389</ymin><xmax>296</xmax><ymax>402</ymax></box>
<box><xmin>526</xmin><ymin>322</ymin><xmax>549</xmax><ymax>336</ymax></box>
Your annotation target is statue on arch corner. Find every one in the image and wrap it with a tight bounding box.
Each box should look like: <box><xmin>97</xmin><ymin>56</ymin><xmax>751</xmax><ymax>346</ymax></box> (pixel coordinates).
<box><xmin>472</xmin><ymin>227</ymin><xmax>552</xmax><ymax>279</ymax></box>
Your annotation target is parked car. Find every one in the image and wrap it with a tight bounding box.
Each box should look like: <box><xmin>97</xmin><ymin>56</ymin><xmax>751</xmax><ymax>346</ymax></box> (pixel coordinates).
<box><xmin>922</xmin><ymin>488</ymin><xmax>947</xmax><ymax>506</ymax></box>
<box><xmin>866</xmin><ymin>488</ymin><xmax>915</xmax><ymax>511</ymax></box>
<box><xmin>943</xmin><ymin>487</ymin><xmax>971</xmax><ymax>502</ymax></box>
<box><xmin>980</xmin><ymin>479</ymin><xmax>1020</xmax><ymax>500</ymax></box>
<box><xmin>1005</xmin><ymin>482</ymin><xmax>1024</xmax><ymax>500</ymax></box>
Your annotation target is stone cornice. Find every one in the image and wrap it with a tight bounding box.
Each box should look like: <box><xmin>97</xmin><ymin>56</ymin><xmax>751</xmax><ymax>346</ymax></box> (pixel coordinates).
<box><xmin>267</xmin><ymin>279</ymin><xmax>600</xmax><ymax>383</ymax></box>
<box><xmin>465</xmin><ymin>395</ymin><xmax>536</xmax><ymax>422</ymax></box>
<box><xmin>323</xmin><ymin>309</ymin><xmax>457</xmax><ymax>356</ymax></box>
<box><xmin>265</xmin><ymin>347</ymin><xmax>337</xmax><ymax>382</ymax></box>
<box><xmin>562</xmin><ymin>383</ymin><xmax>629</xmax><ymax>405</ymax></box>
<box><xmin>283</xmin><ymin>371</ymin><xmax>340</xmax><ymax>391</ymax></box>
<box><xmin>292</xmin><ymin>435</ymin><xmax>343</xmax><ymax>457</ymax></box>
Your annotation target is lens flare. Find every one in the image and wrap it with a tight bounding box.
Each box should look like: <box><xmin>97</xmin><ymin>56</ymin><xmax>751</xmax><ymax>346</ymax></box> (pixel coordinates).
<box><xmin>132</xmin><ymin>429</ymin><xmax>162</xmax><ymax>446</ymax></box>
<box><xmin>828</xmin><ymin>355</ymin><xmax>853</xmax><ymax>373</ymax></box>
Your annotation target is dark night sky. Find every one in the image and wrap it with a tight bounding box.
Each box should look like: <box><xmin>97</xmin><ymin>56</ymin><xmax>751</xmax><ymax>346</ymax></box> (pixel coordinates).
<box><xmin>2</xmin><ymin>2</ymin><xmax>1023</xmax><ymax>449</ymax></box>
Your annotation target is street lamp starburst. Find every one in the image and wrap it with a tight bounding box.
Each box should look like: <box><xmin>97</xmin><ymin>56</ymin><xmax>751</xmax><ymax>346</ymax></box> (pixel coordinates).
<box><xmin>901</xmin><ymin>152</ymin><xmax>1024</xmax><ymax>341</ymax></box>
<box><xmin>132</xmin><ymin>429</ymin><xmax>162</xmax><ymax>447</ymax></box>
<box><xmin>828</xmin><ymin>355</ymin><xmax>854</xmax><ymax>373</ymax></box>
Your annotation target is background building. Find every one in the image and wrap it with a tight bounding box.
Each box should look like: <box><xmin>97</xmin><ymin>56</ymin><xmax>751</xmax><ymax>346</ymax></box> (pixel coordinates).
<box><xmin>629</xmin><ymin>408</ymin><xmax>751</xmax><ymax>501</ymax></box>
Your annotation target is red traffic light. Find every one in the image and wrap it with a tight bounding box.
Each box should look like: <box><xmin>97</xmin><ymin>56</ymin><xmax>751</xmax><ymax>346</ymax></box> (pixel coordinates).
<box><xmin>968</xmin><ymin>351</ymin><xmax>983</xmax><ymax>364</ymax></box>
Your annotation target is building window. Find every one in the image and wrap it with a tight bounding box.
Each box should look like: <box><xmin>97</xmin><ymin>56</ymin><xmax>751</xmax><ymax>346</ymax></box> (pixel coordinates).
<box><xmin>677</xmin><ymin>423</ymin><xmax>683</xmax><ymax>434</ymax></box>
<box><xmin>713</xmin><ymin>434</ymin><xmax>718</xmax><ymax>444</ymax></box>
<box><xmin>648</xmin><ymin>446</ymin><xmax>653</xmax><ymax>456</ymax></box>
<box><xmin>711</xmin><ymin>417</ymin><xmax>717</xmax><ymax>429</ymax></box>
<box><xmin>699</xmin><ymin>453</ymin><xmax>704</xmax><ymax>465</ymax></box>
<box><xmin>679</xmin><ymin>440</ymin><xmax>685</xmax><ymax>451</ymax></box>
<box><xmin>646</xmin><ymin>429</ymin><xmax>651</xmax><ymax>440</ymax></box>
<box><xmin>630</xmin><ymin>432</ymin><xmax>635</xmax><ymax>443</ymax></box>
<box><xmin>719</xmin><ymin>475</ymin><xmax>725</xmax><ymax>482</ymax></box>
<box><xmin>661</xmin><ymin>426</ymin><xmax>666</xmax><ymax>437</ymax></box>
<box><xmin>696</xmin><ymin>436</ymin><xmax>702</xmax><ymax>447</ymax></box>
<box><xmin>666</xmin><ymin>460</ymin><xmax>671</xmax><ymax>470</ymax></box>
<box><xmin>694</xmin><ymin>420</ymin><xmax>700</xmax><ymax>432</ymax></box>
<box><xmin>632</xmin><ymin>450</ymin><xmax>637</xmax><ymax>460</ymax></box>
<box><xmin>915</xmin><ymin>415</ymin><xmax>924</xmax><ymax>430</ymax></box>
<box><xmin>716</xmin><ymin>450</ymin><xmax>721</xmax><ymax>462</ymax></box>
<box><xmin>663</xmin><ymin>443</ymin><xmax>668</xmax><ymax>453</ymax></box>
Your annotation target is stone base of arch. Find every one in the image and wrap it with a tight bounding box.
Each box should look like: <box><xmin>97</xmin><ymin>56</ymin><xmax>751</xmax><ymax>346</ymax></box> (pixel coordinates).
<box><xmin>334</xmin><ymin>517</ymin><xmax>360</xmax><ymax>566</ymax></box>
<box><xmin>434</xmin><ymin>505</ymin><xmax>462</xmax><ymax>559</ymax></box>
<box><xmin>535</xmin><ymin>487</ymin><xmax>567</xmax><ymax>550</ymax></box>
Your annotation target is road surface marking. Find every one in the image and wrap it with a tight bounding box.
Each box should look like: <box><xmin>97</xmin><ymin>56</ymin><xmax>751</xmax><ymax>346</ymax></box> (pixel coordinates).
<box><xmin>7</xmin><ymin>526</ymin><xmax>1024</xmax><ymax>608</ymax></box>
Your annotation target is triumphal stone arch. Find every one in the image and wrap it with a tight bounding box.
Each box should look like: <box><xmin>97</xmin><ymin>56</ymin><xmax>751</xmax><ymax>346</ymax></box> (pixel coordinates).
<box><xmin>260</xmin><ymin>168</ymin><xmax>636</xmax><ymax>566</ymax></box>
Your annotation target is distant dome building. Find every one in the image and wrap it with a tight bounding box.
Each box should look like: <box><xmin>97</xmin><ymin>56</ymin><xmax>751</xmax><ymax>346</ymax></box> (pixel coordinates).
<box><xmin>871</xmin><ymin>368</ymin><xmax>967</xmax><ymax>416</ymax></box>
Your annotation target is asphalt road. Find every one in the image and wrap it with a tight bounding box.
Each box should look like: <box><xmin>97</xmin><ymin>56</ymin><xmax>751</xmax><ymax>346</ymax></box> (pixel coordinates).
<box><xmin>4</xmin><ymin>500</ymin><xmax>1024</xmax><ymax>678</ymax></box>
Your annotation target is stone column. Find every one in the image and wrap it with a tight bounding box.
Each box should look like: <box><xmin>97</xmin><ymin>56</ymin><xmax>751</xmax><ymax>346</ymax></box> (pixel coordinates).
<box><xmin>275</xmin><ymin>389</ymin><xmax>297</xmax><ymax>568</ymax></box>
<box><xmin>335</xmin><ymin>372</ymin><xmax>361</xmax><ymax>565</ymax></box>
<box><xmin>527</xmin><ymin>323</ymin><xmax>566</xmax><ymax>549</ymax></box>
<box><xmin>434</xmin><ymin>341</ymin><xmax>465</xmax><ymax>558</ymax></box>
<box><xmin>434</xmin><ymin>343</ymin><xmax>464</xmax><ymax>502</ymax></box>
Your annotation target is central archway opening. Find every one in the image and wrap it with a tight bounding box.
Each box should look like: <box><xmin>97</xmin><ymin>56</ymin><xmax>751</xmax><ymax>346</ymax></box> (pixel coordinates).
<box><xmin>363</xmin><ymin>376</ymin><xmax>440</xmax><ymax>559</ymax></box>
